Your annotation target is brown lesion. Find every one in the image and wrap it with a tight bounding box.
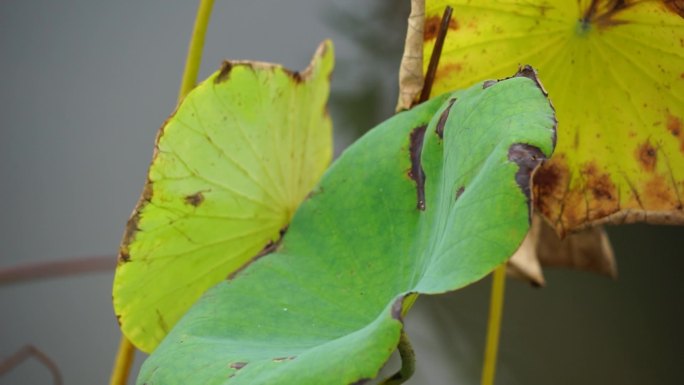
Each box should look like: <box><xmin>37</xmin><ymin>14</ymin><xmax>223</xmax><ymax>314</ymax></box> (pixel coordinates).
<box><xmin>272</xmin><ymin>356</ymin><xmax>296</xmax><ymax>363</ymax></box>
<box><xmin>118</xmin><ymin>175</ymin><xmax>155</xmax><ymax>264</ymax></box>
<box><xmin>580</xmin><ymin>162</ymin><xmax>619</xmax><ymax>220</ymax></box>
<box><xmin>230</xmin><ymin>362</ymin><xmax>247</xmax><ymax>370</ymax></box>
<box><xmin>533</xmin><ymin>156</ymin><xmax>569</xmax><ymax>219</ymax></box>
<box><xmin>435</xmin><ymin>98</ymin><xmax>457</xmax><ymax>138</ymax></box>
<box><xmin>643</xmin><ymin>175</ymin><xmax>680</xmax><ymax>209</ymax></box>
<box><xmin>635</xmin><ymin>140</ymin><xmax>658</xmax><ymax>171</ymax></box>
<box><xmin>666</xmin><ymin>112</ymin><xmax>684</xmax><ymax>152</ymax></box>
<box><xmin>508</xmin><ymin>143</ymin><xmax>547</xmax><ymax>222</ymax></box>
<box><xmin>408</xmin><ymin>125</ymin><xmax>428</xmax><ymax>210</ymax></box>
<box><xmin>184</xmin><ymin>191</ymin><xmax>205</xmax><ymax>207</ymax></box>
<box><xmin>215</xmin><ymin>61</ymin><xmax>234</xmax><ymax>84</ymax></box>
<box><xmin>423</xmin><ymin>14</ymin><xmax>458</xmax><ymax>41</ymax></box>
<box><xmin>455</xmin><ymin>186</ymin><xmax>465</xmax><ymax>201</ymax></box>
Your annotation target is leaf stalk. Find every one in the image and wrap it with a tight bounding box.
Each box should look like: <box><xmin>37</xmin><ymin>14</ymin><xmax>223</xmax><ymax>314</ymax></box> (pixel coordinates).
<box><xmin>379</xmin><ymin>330</ymin><xmax>416</xmax><ymax>385</ymax></box>
<box><xmin>481</xmin><ymin>263</ymin><xmax>507</xmax><ymax>385</ymax></box>
<box><xmin>109</xmin><ymin>1</ymin><xmax>215</xmax><ymax>384</ymax></box>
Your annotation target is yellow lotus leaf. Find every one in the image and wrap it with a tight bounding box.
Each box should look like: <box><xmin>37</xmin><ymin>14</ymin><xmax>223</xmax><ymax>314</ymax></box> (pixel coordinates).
<box><xmin>113</xmin><ymin>41</ymin><xmax>334</xmax><ymax>353</ymax></box>
<box><xmin>418</xmin><ymin>0</ymin><xmax>684</xmax><ymax>236</ymax></box>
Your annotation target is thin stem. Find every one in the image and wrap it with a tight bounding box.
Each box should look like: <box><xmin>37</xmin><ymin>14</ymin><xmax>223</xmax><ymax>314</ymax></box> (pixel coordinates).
<box><xmin>481</xmin><ymin>264</ymin><xmax>507</xmax><ymax>385</ymax></box>
<box><xmin>0</xmin><ymin>255</ymin><xmax>115</xmax><ymax>286</ymax></box>
<box><xmin>108</xmin><ymin>337</ymin><xmax>136</xmax><ymax>385</ymax></box>
<box><xmin>178</xmin><ymin>0</ymin><xmax>215</xmax><ymax>101</ymax></box>
<box><xmin>109</xmin><ymin>2</ymin><xmax>215</xmax><ymax>385</ymax></box>
<box><xmin>418</xmin><ymin>6</ymin><xmax>453</xmax><ymax>104</ymax></box>
<box><xmin>0</xmin><ymin>345</ymin><xmax>63</xmax><ymax>385</ymax></box>
<box><xmin>379</xmin><ymin>331</ymin><xmax>416</xmax><ymax>385</ymax></box>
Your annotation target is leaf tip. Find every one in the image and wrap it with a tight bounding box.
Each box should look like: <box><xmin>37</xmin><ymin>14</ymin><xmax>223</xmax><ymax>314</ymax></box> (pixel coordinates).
<box><xmin>215</xmin><ymin>61</ymin><xmax>233</xmax><ymax>84</ymax></box>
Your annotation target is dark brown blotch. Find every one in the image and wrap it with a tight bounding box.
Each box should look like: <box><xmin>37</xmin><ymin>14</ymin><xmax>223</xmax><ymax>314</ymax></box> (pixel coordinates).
<box><xmin>508</xmin><ymin>143</ymin><xmax>546</xmax><ymax>222</ymax></box>
<box><xmin>513</xmin><ymin>65</ymin><xmax>548</xmax><ymax>96</ymax></box>
<box><xmin>285</xmin><ymin>69</ymin><xmax>303</xmax><ymax>83</ymax></box>
<box><xmin>455</xmin><ymin>186</ymin><xmax>465</xmax><ymax>201</ymax></box>
<box><xmin>636</xmin><ymin>141</ymin><xmax>657</xmax><ymax>172</ymax></box>
<box><xmin>184</xmin><ymin>192</ymin><xmax>205</xmax><ymax>207</ymax></box>
<box><xmin>118</xmin><ymin>252</ymin><xmax>131</xmax><ymax>263</ymax></box>
<box><xmin>215</xmin><ymin>61</ymin><xmax>234</xmax><ymax>84</ymax></box>
<box><xmin>582</xmin><ymin>162</ymin><xmax>616</xmax><ymax>202</ymax></box>
<box><xmin>408</xmin><ymin>125</ymin><xmax>427</xmax><ymax>210</ymax></box>
<box><xmin>272</xmin><ymin>356</ymin><xmax>296</xmax><ymax>363</ymax></box>
<box><xmin>482</xmin><ymin>80</ymin><xmax>498</xmax><ymax>89</ymax></box>
<box><xmin>435</xmin><ymin>98</ymin><xmax>457</xmax><ymax>138</ymax></box>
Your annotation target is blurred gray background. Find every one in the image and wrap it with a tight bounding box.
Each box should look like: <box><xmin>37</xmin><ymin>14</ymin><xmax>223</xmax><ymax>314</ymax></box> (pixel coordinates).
<box><xmin>0</xmin><ymin>1</ymin><xmax>682</xmax><ymax>384</ymax></box>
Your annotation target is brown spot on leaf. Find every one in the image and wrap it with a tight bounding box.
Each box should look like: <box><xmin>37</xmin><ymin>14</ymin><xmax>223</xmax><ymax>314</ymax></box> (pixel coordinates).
<box><xmin>643</xmin><ymin>176</ymin><xmax>677</xmax><ymax>209</ymax></box>
<box><xmin>482</xmin><ymin>80</ymin><xmax>497</xmax><ymax>89</ymax></box>
<box><xmin>508</xmin><ymin>143</ymin><xmax>546</xmax><ymax>222</ymax></box>
<box><xmin>435</xmin><ymin>62</ymin><xmax>462</xmax><ymax>80</ymax></box>
<box><xmin>534</xmin><ymin>162</ymin><xmax>560</xmax><ymax>199</ymax></box>
<box><xmin>577</xmin><ymin>162</ymin><xmax>620</xmax><ymax>223</ymax></box>
<box><xmin>230</xmin><ymin>362</ymin><xmax>247</xmax><ymax>370</ymax></box>
<box><xmin>424</xmin><ymin>15</ymin><xmax>458</xmax><ymax>41</ymax></box>
<box><xmin>435</xmin><ymin>98</ymin><xmax>457</xmax><ymax>138</ymax></box>
<box><xmin>184</xmin><ymin>192</ymin><xmax>205</xmax><ymax>207</ymax></box>
<box><xmin>533</xmin><ymin>156</ymin><xmax>571</xmax><ymax>231</ymax></box>
<box><xmin>118</xmin><ymin>252</ymin><xmax>131</xmax><ymax>263</ymax></box>
<box><xmin>408</xmin><ymin>125</ymin><xmax>427</xmax><ymax>210</ymax></box>
<box><xmin>666</xmin><ymin>113</ymin><xmax>684</xmax><ymax>152</ymax></box>
<box><xmin>285</xmin><ymin>69</ymin><xmax>303</xmax><ymax>83</ymax></box>
<box><xmin>272</xmin><ymin>356</ymin><xmax>296</xmax><ymax>363</ymax></box>
<box><xmin>118</xmin><ymin>177</ymin><xmax>155</xmax><ymax>264</ymax></box>
<box><xmin>215</xmin><ymin>61</ymin><xmax>233</xmax><ymax>84</ymax></box>
<box><xmin>455</xmin><ymin>186</ymin><xmax>465</xmax><ymax>201</ymax></box>
<box><xmin>582</xmin><ymin>162</ymin><xmax>616</xmax><ymax>201</ymax></box>
<box><xmin>636</xmin><ymin>141</ymin><xmax>658</xmax><ymax>171</ymax></box>
<box><xmin>513</xmin><ymin>65</ymin><xmax>548</xmax><ymax>97</ymax></box>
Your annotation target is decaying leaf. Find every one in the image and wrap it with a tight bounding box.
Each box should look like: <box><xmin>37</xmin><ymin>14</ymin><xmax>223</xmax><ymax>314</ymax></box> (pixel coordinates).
<box><xmin>397</xmin><ymin>0</ymin><xmax>426</xmax><ymax>111</ymax></box>
<box><xmin>138</xmin><ymin>69</ymin><xmax>556</xmax><ymax>385</ymax></box>
<box><xmin>507</xmin><ymin>215</ymin><xmax>616</xmax><ymax>286</ymax></box>
<box><xmin>400</xmin><ymin>0</ymin><xmax>684</xmax><ymax>282</ymax></box>
<box><xmin>113</xmin><ymin>41</ymin><xmax>334</xmax><ymax>353</ymax></box>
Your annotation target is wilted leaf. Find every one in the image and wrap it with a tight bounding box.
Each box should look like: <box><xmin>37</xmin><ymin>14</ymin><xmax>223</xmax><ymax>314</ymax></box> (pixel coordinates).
<box><xmin>138</xmin><ymin>70</ymin><xmax>556</xmax><ymax>384</ymax></box>
<box><xmin>507</xmin><ymin>215</ymin><xmax>616</xmax><ymax>286</ymax></box>
<box><xmin>113</xmin><ymin>41</ymin><xmax>334</xmax><ymax>353</ymax></box>
<box><xmin>417</xmin><ymin>0</ymin><xmax>684</xmax><ymax>236</ymax></box>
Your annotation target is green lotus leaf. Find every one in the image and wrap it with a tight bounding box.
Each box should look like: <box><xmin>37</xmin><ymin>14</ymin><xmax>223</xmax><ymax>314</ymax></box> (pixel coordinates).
<box><xmin>138</xmin><ymin>68</ymin><xmax>556</xmax><ymax>384</ymax></box>
<box><xmin>113</xmin><ymin>41</ymin><xmax>334</xmax><ymax>353</ymax></box>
